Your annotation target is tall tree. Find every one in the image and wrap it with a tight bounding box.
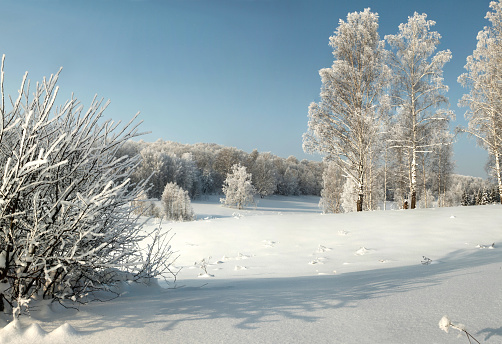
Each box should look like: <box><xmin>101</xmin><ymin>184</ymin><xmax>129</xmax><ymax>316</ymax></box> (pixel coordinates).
<box><xmin>385</xmin><ymin>12</ymin><xmax>453</xmax><ymax>209</ymax></box>
<box><xmin>458</xmin><ymin>0</ymin><xmax>502</xmax><ymax>203</ymax></box>
<box><xmin>303</xmin><ymin>8</ymin><xmax>390</xmax><ymax>211</ymax></box>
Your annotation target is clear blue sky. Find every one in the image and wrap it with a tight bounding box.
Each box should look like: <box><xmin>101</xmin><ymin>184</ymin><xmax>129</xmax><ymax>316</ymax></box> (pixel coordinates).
<box><xmin>0</xmin><ymin>0</ymin><xmax>493</xmax><ymax>178</ymax></box>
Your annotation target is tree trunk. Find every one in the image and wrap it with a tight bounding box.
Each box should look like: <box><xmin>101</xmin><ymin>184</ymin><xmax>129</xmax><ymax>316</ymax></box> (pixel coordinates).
<box><xmin>384</xmin><ymin>148</ymin><xmax>387</xmax><ymax>211</ymax></box>
<box><xmin>423</xmin><ymin>154</ymin><xmax>427</xmax><ymax>208</ymax></box>
<box><xmin>495</xmin><ymin>152</ymin><xmax>502</xmax><ymax>204</ymax></box>
<box><xmin>410</xmin><ymin>149</ymin><xmax>417</xmax><ymax>209</ymax></box>
<box><xmin>437</xmin><ymin>150</ymin><xmax>442</xmax><ymax>207</ymax></box>
<box><xmin>357</xmin><ymin>160</ymin><xmax>364</xmax><ymax>212</ymax></box>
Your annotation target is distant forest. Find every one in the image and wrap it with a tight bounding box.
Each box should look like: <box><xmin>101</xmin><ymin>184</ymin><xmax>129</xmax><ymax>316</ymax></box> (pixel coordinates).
<box><xmin>117</xmin><ymin>140</ymin><xmax>497</xmax><ymax>212</ymax></box>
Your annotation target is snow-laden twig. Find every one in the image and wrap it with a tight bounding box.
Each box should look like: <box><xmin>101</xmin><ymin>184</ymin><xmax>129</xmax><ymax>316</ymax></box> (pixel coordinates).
<box><xmin>439</xmin><ymin>315</ymin><xmax>481</xmax><ymax>344</ymax></box>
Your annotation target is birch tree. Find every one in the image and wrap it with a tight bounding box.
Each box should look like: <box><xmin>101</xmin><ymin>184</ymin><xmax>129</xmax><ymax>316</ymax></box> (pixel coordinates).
<box><xmin>303</xmin><ymin>8</ymin><xmax>390</xmax><ymax>212</ymax></box>
<box><xmin>458</xmin><ymin>0</ymin><xmax>502</xmax><ymax>203</ymax></box>
<box><xmin>385</xmin><ymin>12</ymin><xmax>454</xmax><ymax>209</ymax></box>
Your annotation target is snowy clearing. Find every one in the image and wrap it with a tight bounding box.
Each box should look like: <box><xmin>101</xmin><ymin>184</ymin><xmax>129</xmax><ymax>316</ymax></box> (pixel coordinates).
<box><xmin>1</xmin><ymin>196</ymin><xmax>501</xmax><ymax>343</ymax></box>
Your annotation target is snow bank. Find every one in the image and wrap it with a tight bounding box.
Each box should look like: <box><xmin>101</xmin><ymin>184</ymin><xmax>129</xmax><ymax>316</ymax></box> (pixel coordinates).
<box><xmin>0</xmin><ymin>197</ymin><xmax>501</xmax><ymax>343</ymax></box>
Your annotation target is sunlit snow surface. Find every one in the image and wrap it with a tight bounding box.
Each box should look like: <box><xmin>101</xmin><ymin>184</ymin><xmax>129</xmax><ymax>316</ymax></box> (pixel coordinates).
<box><xmin>1</xmin><ymin>195</ymin><xmax>501</xmax><ymax>343</ymax></box>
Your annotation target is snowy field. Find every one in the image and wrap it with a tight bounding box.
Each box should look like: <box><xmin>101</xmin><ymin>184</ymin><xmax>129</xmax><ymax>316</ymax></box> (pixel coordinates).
<box><xmin>1</xmin><ymin>196</ymin><xmax>502</xmax><ymax>343</ymax></box>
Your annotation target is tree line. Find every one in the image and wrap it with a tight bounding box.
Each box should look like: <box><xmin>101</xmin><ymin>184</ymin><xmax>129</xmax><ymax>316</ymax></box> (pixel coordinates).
<box><xmin>116</xmin><ymin>140</ymin><xmax>324</xmax><ymax>200</ymax></box>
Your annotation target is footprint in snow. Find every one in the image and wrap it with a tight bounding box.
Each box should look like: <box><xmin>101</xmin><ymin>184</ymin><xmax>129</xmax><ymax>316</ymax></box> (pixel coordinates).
<box><xmin>317</xmin><ymin>245</ymin><xmax>332</xmax><ymax>253</ymax></box>
<box><xmin>198</xmin><ymin>273</ymin><xmax>214</xmax><ymax>278</ymax></box>
<box><xmin>338</xmin><ymin>230</ymin><xmax>349</xmax><ymax>236</ymax></box>
<box><xmin>236</xmin><ymin>253</ymin><xmax>252</xmax><ymax>260</ymax></box>
<box><xmin>476</xmin><ymin>243</ymin><xmax>495</xmax><ymax>249</ymax></box>
<box><xmin>309</xmin><ymin>257</ymin><xmax>328</xmax><ymax>265</ymax></box>
<box><xmin>263</xmin><ymin>240</ymin><xmax>277</xmax><ymax>248</ymax></box>
<box><xmin>316</xmin><ymin>270</ymin><xmax>337</xmax><ymax>275</ymax></box>
<box><xmin>234</xmin><ymin>266</ymin><xmax>248</xmax><ymax>271</ymax></box>
<box><xmin>355</xmin><ymin>247</ymin><xmax>371</xmax><ymax>255</ymax></box>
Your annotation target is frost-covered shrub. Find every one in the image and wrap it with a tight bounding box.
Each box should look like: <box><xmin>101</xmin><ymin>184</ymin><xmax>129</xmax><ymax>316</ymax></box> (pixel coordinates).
<box><xmin>162</xmin><ymin>182</ymin><xmax>195</xmax><ymax>221</ymax></box>
<box><xmin>221</xmin><ymin>164</ymin><xmax>256</xmax><ymax>209</ymax></box>
<box><xmin>132</xmin><ymin>191</ymin><xmax>163</xmax><ymax>218</ymax></box>
<box><xmin>0</xmin><ymin>57</ymin><xmax>175</xmax><ymax>316</ymax></box>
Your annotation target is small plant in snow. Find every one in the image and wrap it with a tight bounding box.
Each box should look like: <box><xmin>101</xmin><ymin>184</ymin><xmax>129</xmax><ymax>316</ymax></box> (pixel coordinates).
<box><xmin>421</xmin><ymin>256</ymin><xmax>432</xmax><ymax>265</ymax></box>
<box><xmin>439</xmin><ymin>315</ymin><xmax>480</xmax><ymax>343</ymax></box>
<box><xmin>476</xmin><ymin>242</ymin><xmax>495</xmax><ymax>249</ymax></box>
<box><xmin>196</xmin><ymin>257</ymin><xmax>214</xmax><ymax>278</ymax></box>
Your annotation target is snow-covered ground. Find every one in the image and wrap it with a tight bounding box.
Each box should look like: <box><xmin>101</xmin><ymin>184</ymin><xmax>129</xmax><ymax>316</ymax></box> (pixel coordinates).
<box><xmin>1</xmin><ymin>195</ymin><xmax>501</xmax><ymax>343</ymax></box>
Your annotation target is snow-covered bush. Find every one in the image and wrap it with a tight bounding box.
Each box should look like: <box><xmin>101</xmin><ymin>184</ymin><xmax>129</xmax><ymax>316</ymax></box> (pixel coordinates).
<box><xmin>161</xmin><ymin>182</ymin><xmax>195</xmax><ymax>221</ymax></box>
<box><xmin>132</xmin><ymin>191</ymin><xmax>162</xmax><ymax>218</ymax></box>
<box><xmin>221</xmin><ymin>164</ymin><xmax>256</xmax><ymax>209</ymax></box>
<box><xmin>0</xmin><ymin>57</ymin><xmax>175</xmax><ymax>316</ymax></box>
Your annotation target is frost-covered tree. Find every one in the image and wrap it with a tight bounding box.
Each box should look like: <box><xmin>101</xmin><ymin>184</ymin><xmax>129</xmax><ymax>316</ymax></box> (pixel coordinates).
<box><xmin>250</xmin><ymin>153</ymin><xmax>278</xmax><ymax>198</ymax></box>
<box><xmin>385</xmin><ymin>12</ymin><xmax>454</xmax><ymax>209</ymax></box>
<box><xmin>319</xmin><ymin>162</ymin><xmax>344</xmax><ymax>213</ymax></box>
<box><xmin>133</xmin><ymin>148</ymin><xmax>172</xmax><ymax>199</ymax></box>
<box><xmin>221</xmin><ymin>164</ymin><xmax>256</xmax><ymax>209</ymax></box>
<box><xmin>304</xmin><ymin>8</ymin><xmax>390</xmax><ymax>211</ymax></box>
<box><xmin>161</xmin><ymin>182</ymin><xmax>195</xmax><ymax>221</ymax></box>
<box><xmin>279</xmin><ymin>165</ymin><xmax>300</xmax><ymax>196</ymax></box>
<box><xmin>0</xmin><ymin>58</ymin><xmax>174</xmax><ymax>315</ymax></box>
<box><xmin>213</xmin><ymin>147</ymin><xmax>243</xmax><ymax>190</ymax></box>
<box><xmin>458</xmin><ymin>0</ymin><xmax>502</xmax><ymax>203</ymax></box>
<box><xmin>430</xmin><ymin>130</ymin><xmax>454</xmax><ymax>206</ymax></box>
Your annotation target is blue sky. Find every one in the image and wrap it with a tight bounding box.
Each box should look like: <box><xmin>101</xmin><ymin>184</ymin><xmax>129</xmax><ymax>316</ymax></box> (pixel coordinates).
<box><xmin>0</xmin><ymin>0</ymin><xmax>493</xmax><ymax>177</ymax></box>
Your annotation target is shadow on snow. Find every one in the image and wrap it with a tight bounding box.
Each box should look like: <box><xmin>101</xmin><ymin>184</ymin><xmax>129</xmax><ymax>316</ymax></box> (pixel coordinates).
<box><xmin>50</xmin><ymin>247</ymin><xmax>502</xmax><ymax>340</ymax></box>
